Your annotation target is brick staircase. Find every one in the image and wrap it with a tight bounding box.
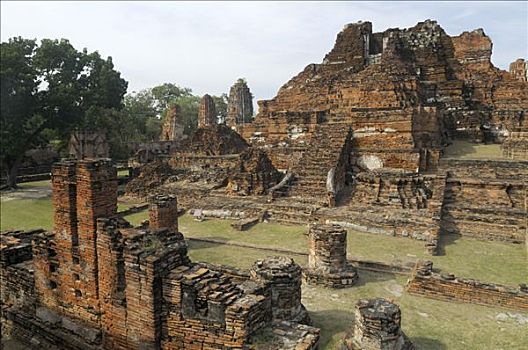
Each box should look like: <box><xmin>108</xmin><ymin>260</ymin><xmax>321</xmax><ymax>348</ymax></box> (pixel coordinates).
<box><xmin>286</xmin><ymin>123</ymin><xmax>352</xmax><ymax>206</ymax></box>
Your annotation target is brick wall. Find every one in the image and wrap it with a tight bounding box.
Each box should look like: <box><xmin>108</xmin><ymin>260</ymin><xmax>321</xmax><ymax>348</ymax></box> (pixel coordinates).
<box><xmin>406</xmin><ymin>261</ymin><xmax>528</xmax><ymax>311</ymax></box>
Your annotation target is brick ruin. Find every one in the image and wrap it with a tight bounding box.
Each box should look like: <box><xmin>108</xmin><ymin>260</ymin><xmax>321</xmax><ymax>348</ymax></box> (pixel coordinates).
<box><xmin>161</xmin><ymin>105</ymin><xmax>187</xmax><ymax>141</ymax></box>
<box><xmin>509</xmin><ymin>58</ymin><xmax>527</xmax><ymax>82</ymax></box>
<box><xmin>304</xmin><ymin>224</ymin><xmax>358</xmax><ymax>288</ymax></box>
<box><xmin>342</xmin><ymin>298</ymin><xmax>414</xmax><ymax>350</ymax></box>
<box><xmin>198</xmin><ymin>94</ymin><xmax>217</xmax><ymax>128</ymax></box>
<box><xmin>227</xmin><ymin>79</ymin><xmax>254</xmax><ymax>127</ymax></box>
<box><xmin>250</xmin><ymin>256</ymin><xmax>311</xmax><ymax>325</ymax></box>
<box><xmin>149</xmin><ymin>195</ymin><xmax>179</xmax><ymax>230</ymax></box>
<box><xmin>406</xmin><ymin>260</ymin><xmax>528</xmax><ymax>311</ymax></box>
<box><xmin>1</xmin><ymin>159</ymin><xmax>320</xmax><ymax>349</ymax></box>
<box><xmin>501</xmin><ymin>130</ymin><xmax>528</xmax><ymax>160</ymax></box>
<box><xmin>123</xmin><ymin>19</ymin><xmax>527</xmax><ymax>256</ymax></box>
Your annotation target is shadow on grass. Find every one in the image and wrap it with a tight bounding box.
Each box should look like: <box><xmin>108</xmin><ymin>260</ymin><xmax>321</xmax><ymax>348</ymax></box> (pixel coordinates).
<box><xmin>412</xmin><ymin>337</ymin><xmax>448</xmax><ymax>349</ymax></box>
<box><xmin>435</xmin><ymin>232</ymin><xmax>461</xmax><ymax>256</ymax></box>
<box><xmin>309</xmin><ymin>309</ymin><xmax>353</xmax><ymax>349</ymax></box>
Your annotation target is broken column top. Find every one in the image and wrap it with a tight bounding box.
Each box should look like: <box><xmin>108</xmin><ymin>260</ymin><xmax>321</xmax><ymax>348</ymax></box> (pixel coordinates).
<box><xmin>148</xmin><ymin>194</ymin><xmax>177</xmax><ymax>207</ymax></box>
<box><xmin>251</xmin><ymin>256</ymin><xmax>301</xmax><ymax>279</ymax></box>
<box><xmin>356</xmin><ymin>298</ymin><xmax>401</xmax><ymax>323</ymax></box>
<box><xmin>347</xmin><ymin>297</ymin><xmax>414</xmax><ymax>350</ymax></box>
<box><xmin>124</xmin><ymin>228</ymin><xmax>187</xmax><ymax>261</ymax></box>
<box><xmin>309</xmin><ymin>224</ymin><xmax>347</xmax><ymax>237</ymax></box>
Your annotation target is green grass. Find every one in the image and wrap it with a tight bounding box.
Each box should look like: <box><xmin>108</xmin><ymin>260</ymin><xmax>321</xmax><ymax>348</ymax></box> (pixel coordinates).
<box><xmin>184</xmin><ymin>237</ymin><xmax>528</xmax><ymax>350</ymax></box>
<box><xmin>1</xmin><ymin>187</ymin><xmax>525</xmax><ymax>286</ymax></box>
<box><xmin>443</xmin><ymin>140</ymin><xmax>505</xmax><ymax>160</ymax></box>
<box><xmin>188</xmin><ymin>240</ymin><xmax>307</xmax><ymax>269</ymax></box>
<box><xmin>123</xmin><ymin>210</ymin><xmax>148</xmax><ymax>226</ymax></box>
<box><xmin>0</xmin><ymin>198</ymin><xmax>53</xmax><ymax>231</ymax></box>
<box><xmin>118</xmin><ymin>169</ymin><xmax>129</xmax><ymax>177</ymax></box>
<box><xmin>179</xmin><ymin>215</ymin><xmax>309</xmax><ymax>251</ymax></box>
<box><xmin>178</xmin><ymin>216</ymin><xmax>526</xmax><ymax>286</ymax></box>
<box><xmin>17</xmin><ymin>180</ymin><xmax>53</xmax><ymax>188</ymax></box>
<box><xmin>303</xmin><ymin>271</ymin><xmax>528</xmax><ymax>350</ymax></box>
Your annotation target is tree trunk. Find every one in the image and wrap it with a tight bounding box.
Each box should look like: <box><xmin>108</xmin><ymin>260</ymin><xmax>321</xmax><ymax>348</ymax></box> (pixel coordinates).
<box><xmin>6</xmin><ymin>157</ymin><xmax>22</xmax><ymax>189</ymax></box>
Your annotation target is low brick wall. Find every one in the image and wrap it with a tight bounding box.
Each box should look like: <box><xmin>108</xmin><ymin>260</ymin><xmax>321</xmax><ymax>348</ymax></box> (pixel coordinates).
<box><xmin>406</xmin><ymin>261</ymin><xmax>528</xmax><ymax>311</ymax></box>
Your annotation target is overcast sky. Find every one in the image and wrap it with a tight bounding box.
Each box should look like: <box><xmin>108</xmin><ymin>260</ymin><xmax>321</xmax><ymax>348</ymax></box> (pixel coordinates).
<box><xmin>2</xmin><ymin>1</ymin><xmax>527</xmax><ymax>102</ymax></box>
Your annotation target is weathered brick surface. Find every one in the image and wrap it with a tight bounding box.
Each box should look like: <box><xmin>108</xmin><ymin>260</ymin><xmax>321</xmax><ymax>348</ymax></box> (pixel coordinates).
<box><xmin>251</xmin><ymin>256</ymin><xmax>311</xmax><ymax>325</ymax></box>
<box><xmin>438</xmin><ymin>159</ymin><xmax>527</xmax><ymax>243</ymax></box>
<box><xmin>342</xmin><ymin>298</ymin><xmax>414</xmax><ymax>350</ymax></box>
<box><xmin>149</xmin><ymin>195</ymin><xmax>179</xmax><ymax>230</ymax></box>
<box><xmin>304</xmin><ymin>224</ymin><xmax>358</xmax><ymax>288</ymax></box>
<box><xmin>161</xmin><ymin>105</ymin><xmax>187</xmax><ymax>141</ymax></box>
<box><xmin>509</xmin><ymin>59</ymin><xmax>527</xmax><ymax>82</ymax></box>
<box><xmin>198</xmin><ymin>94</ymin><xmax>217</xmax><ymax>128</ymax></box>
<box><xmin>406</xmin><ymin>260</ymin><xmax>528</xmax><ymax>311</ymax></box>
<box><xmin>227</xmin><ymin>79</ymin><xmax>253</xmax><ymax>126</ymax></box>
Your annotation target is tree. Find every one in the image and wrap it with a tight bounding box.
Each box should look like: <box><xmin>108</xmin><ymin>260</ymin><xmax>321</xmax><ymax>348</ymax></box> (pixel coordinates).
<box><xmin>0</xmin><ymin>37</ymin><xmax>128</xmax><ymax>187</ymax></box>
<box><xmin>0</xmin><ymin>37</ymin><xmax>39</xmax><ymax>188</ymax></box>
<box><xmin>122</xmin><ymin>83</ymin><xmax>201</xmax><ymax>141</ymax></box>
<box><xmin>212</xmin><ymin>93</ymin><xmax>228</xmax><ymax>124</ymax></box>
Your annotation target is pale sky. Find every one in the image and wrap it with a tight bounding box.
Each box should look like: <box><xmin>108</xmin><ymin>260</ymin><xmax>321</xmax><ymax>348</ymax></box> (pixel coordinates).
<box><xmin>2</xmin><ymin>1</ymin><xmax>527</xmax><ymax>102</ymax></box>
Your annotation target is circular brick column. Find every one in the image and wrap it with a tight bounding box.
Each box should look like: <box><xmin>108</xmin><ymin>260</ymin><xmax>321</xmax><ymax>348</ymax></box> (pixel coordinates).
<box><xmin>308</xmin><ymin>224</ymin><xmax>347</xmax><ymax>273</ymax></box>
<box><xmin>304</xmin><ymin>224</ymin><xmax>358</xmax><ymax>288</ymax></box>
<box><xmin>344</xmin><ymin>298</ymin><xmax>414</xmax><ymax>350</ymax></box>
<box><xmin>251</xmin><ymin>256</ymin><xmax>310</xmax><ymax>324</ymax></box>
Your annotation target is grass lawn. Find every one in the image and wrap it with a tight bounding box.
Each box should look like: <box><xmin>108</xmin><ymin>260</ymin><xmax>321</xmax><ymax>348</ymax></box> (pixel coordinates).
<box><xmin>178</xmin><ymin>216</ymin><xmax>526</xmax><ymax>286</ymax></box>
<box><xmin>0</xmin><ymin>197</ymin><xmax>53</xmax><ymax>231</ymax></box>
<box><xmin>1</xmin><ymin>180</ymin><xmax>53</xmax><ymax>231</ymax></box>
<box><xmin>443</xmin><ymin>140</ymin><xmax>505</xmax><ymax>160</ymax></box>
<box><xmin>2</xmin><ymin>187</ymin><xmax>525</xmax><ymax>286</ymax></box>
<box><xmin>184</xmin><ymin>238</ymin><xmax>528</xmax><ymax>350</ymax></box>
<box><xmin>303</xmin><ymin>271</ymin><xmax>528</xmax><ymax>350</ymax></box>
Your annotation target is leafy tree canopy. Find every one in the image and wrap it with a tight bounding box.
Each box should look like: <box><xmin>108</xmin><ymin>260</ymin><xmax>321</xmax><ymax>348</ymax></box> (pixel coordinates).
<box><xmin>1</xmin><ymin>37</ymin><xmax>128</xmax><ymax>187</ymax></box>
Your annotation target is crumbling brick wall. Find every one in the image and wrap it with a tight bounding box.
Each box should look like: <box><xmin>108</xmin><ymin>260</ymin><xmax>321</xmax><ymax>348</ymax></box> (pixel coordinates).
<box><xmin>407</xmin><ymin>261</ymin><xmax>528</xmax><ymax>311</ymax></box>
<box><xmin>438</xmin><ymin>159</ymin><xmax>527</xmax><ymax>243</ymax></box>
<box><xmin>33</xmin><ymin>159</ymin><xmax>118</xmax><ymax>327</ymax></box>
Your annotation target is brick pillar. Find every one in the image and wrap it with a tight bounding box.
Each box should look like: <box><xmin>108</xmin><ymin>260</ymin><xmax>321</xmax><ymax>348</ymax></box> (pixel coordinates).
<box><xmin>149</xmin><ymin>195</ymin><xmax>178</xmax><ymax>230</ymax></box>
<box><xmin>124</xmin><ymin>231</ymin><xmax>189</xmax><ymax>348</ymax></box>
<box><xmin>33</xmin><ymin>161</ymin><xmax>79</xmax><ymax>313</ymax></box>
<box><xmin>304</xmin><ymin>224</ymin><xmax>358</xmax><ymax>288</ymax></box>
<box><xmin>73</xmin><ymin>159</ymin><xmax>117</xmax><ymax>322</ymax></box>
<box><xmin>343</xmin><ymin>298</ymin><xmax>414</xmax><ymax>350</ymax></box>
<box><xmin>97</xmin><ymin>218</ymin><xmax>128</xmax><ymax>349</ymax></box>
<box><xmin>46</xmin><ymin>161</ymin><xmax>78</xmax><ymax>309</ymax></box>
<box><xmin>308</xmin><ymin>224</ymin><xmax>347</xmax><ymax>272</ymax></box>
<box><xmin>250</xmin><ymin>256</ymin><xmax>310</xmax><ymax>324</ymax></box>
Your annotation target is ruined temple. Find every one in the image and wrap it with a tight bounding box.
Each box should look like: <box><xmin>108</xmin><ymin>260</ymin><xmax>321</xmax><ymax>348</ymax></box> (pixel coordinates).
<box><xmin>124</xmin><ymin>20</ymin><xmax>527</xmax><ymax>257</ymax></box>
<box><xmin>161</xmin><ymin>105</ymin><xmax>186</xmax><ymax>141</ymax></box>
<box><xmin>227</xmin><ymin>79</ymin><xmax>254</xmax><ymax>127</ymax></box>
<box><xmin>509</xmin><ymin>58</ymin><xmax>527</xmax><ymax>82</ymax></box>
<box><xmin>198</xmin><ymin>94</ymin><xmax>217</xmax><ymax>127</ymax></box>
<box><xmin>1</xmin><ymin>160</ymin><xmax>320</xmax><ymax>349</ymax></box>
